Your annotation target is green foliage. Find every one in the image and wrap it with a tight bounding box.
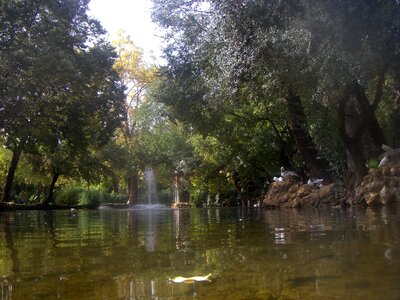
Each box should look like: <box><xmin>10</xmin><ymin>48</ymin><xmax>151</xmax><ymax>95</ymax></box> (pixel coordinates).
<box><xmin>56</xmin><ymin>186</ymin><xmax>85</xmax><ymax>206</ymax></box>
<box><xmin>78</xmin><ymin>189</ymin><xmax>103</xmax><ymax>208</ymax></box>
<box><xmin>151</xmin><ymin>0</ymin><xmax>400</xmax><ymax>192</ymax></box>
<box><xmin>2</xmin><ymin>0</ymin><xmax>399</xmax><ymax>205</ymax></box>
<box><xmin>56</xmin><ymin>185</ymin><xmax>121</xmax><ymax>207</ymax></box>
<box><xmin>105</xmin><ymin>193</ymin><xmax>128</xmax><ymax>204</ymax></box>
<box><xmin>0</xmin><ymin>0</ymin><xmax>126</xmax><ymax>202</ymax></box>
<box><xmin>0</xmin><ymin>147</ymin><xmax>12</xmax><ymax>187</ymax></box>
<box><xmin>157</xmin><ymin>188</ymin><xmax>173</xmax><ymax>204</ymax></box>
<box><xmin>190</xmin><ymin>190</ymin><xmax>208</xmax><ymax>207</ymax></box>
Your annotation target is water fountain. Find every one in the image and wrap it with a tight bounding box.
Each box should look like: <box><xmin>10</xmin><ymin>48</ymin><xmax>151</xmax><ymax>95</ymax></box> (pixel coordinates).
<box><xmin>133</xmin><ymin>167</ymin><xmax>165</xmax><ymax>209</ymax></box>
<box><xmin>173</xmin><ymin>171</ymin><xmax>180</xmax><ymax>204</ymax></box>
<box><xmin>145</xmin><ymin>167</ymin><xmax>158</xmax><ymax>205</ymax></box>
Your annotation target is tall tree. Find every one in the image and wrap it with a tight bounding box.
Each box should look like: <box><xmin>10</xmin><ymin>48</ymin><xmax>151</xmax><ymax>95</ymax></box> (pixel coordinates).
<box><xmin>37</xmin><ymin>44</ymin><xmax>125</xmax><ymax>204</ymax></box>
<box><xmin>0</xmin><ymin>0</ymin><xmax>124</xmax><ymax>202</ymax></box>
<box><xmin>301</xmin><ymin>0</ymin><xmax>399</xmax><ymax>186</ymax></box>
<box><xmin>152</xmin><ymin>0</ymin><xmax>400</xmax><ymax>188</ymax></box>
<box><xmin>152</xmin><ymin>0</ymin><xmax>334</xmax><ymax>181</ymax></box>
<box><xmin>112</xmin><ymin>31</ymin><xmax>156</xmax><ymax>205</ymax></box>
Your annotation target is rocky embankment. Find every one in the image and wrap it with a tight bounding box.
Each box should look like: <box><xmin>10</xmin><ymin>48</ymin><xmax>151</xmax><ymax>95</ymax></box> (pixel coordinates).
<box><xmin>350</xmin><ymin>146</ymin><xmax>400</xmax><ymax>206</ymax></box>
<box><xmin>264</xmin><ymin>146</ymin><xmax>400</xmax><ymax>208</ymax></box>
<box><xmin>263</xmin><ymin>179</ymin><xmax>346</xmax><ymax>208</ymax></box>
<box><xmin>351</xmin><ymin>162</ymin><xmax>400</xmax><ymax>206</ymax></box>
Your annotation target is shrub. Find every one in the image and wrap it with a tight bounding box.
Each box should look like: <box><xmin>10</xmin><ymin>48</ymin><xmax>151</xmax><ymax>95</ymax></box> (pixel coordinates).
<box><xmin>158</xmin><ymin>188</ymin><xmax>172</xmax><ymax>204</ymax></box>
<box><xmin>78</xmin><ymin>189</ymin><xmax>103</xmax><ymax>208</ymax></box>
<box><xmin>56</xmin><ymin>186</ymin><xmax>126</xmax><ymax>208</ymax></box>
<box><xmin>105</xmin><ymin>193</ymin><xmax>128</xmax><ymax>204</ymax></box>
<box><xmin>56</xmin><ymin>186</ymin><xmax>84</xmax><ymax>206</ymax></box>
<box><xmin>190</xmin><ymin>190</ymin><xmax>208</xmax><ymax>207</ymax></box>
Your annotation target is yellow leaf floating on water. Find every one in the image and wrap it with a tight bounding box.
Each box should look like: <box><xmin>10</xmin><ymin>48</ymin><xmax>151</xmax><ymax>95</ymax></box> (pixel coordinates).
<box><xmin>171</xmin><ymin>273</ymin><xmax>212</xmax><ymax>283</ymax></box>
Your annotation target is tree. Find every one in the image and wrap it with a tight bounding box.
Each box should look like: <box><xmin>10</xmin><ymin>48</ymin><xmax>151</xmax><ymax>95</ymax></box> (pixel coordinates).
<box><xmin>152</xmin><ymin>0</ymin><xmax>400</xmax><ymax>190</ymax></box>
<box><xmin>37</xmin><ymin>44</ymin><xmax>125</xmax><ymax>204</ymax></box>
<box><xmin>0</xmin><ymin>0</ymin><xmax>125</xmax><ymax>202</ymax></box>
<box><xmin>301</xmin><ymin>0</ymin><xmax>399</xmax><ymax>186</ymax></box>
<box><xmin>112</xmin><ymin>31</ymin><xmax>157</xmax><ymax>205</ymax></box>
<box><xmin>152</xmin><ymin>0</ymin><xmax>331</xmax><ymax>190</ymax></box>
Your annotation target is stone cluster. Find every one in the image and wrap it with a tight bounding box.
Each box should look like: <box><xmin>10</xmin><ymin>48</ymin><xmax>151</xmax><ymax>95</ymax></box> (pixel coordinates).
<box><xmin>353</xmin><ymin>162</ymin><xmax>400</xmax><ymax>206</ymax></box>
<box><xmin>263</xmin><ymin>179</ymin><xmax>346</xmax><ymax>208</ymax></box>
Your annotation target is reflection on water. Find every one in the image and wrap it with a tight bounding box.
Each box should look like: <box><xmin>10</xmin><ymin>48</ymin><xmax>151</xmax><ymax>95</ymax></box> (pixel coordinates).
<box><xmin>0</xmin><ymin>206</ymin><xmax>400</xmax><ymax>299</ymax></box>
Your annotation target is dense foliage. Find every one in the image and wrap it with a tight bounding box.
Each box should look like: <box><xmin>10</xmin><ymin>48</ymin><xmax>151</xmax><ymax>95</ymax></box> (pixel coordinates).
<box><xmin>149</xmin><ymin>0</ymin><xmax>400</xmax><ymax>204</ymax></box>
<box><xmin>0</xmin><ymin>0</ymin><xmax>125</xmax><ymax>205</ymax></box>
<box><xmin>1</xmin><ymin>0</ymin><xmax>399</xmax><ymax>207</ymax></box>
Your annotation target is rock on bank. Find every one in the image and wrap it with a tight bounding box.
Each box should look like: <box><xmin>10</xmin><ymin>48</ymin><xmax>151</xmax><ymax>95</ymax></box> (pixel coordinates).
<box><xmin>263</xmin><ymin>180</ymin><xmax>346</xmax><ymax>208</ymax></box>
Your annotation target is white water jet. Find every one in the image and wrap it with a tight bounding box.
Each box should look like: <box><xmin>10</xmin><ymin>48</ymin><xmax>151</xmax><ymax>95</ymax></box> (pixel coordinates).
<box><xmin>144</xmin><ymin>167</ymin><xmax>158</xmax><ymax>205</ymax></box>
<box><xmin>173</xmin><ymin>172</ymin><xmax>180</xmax><ymax>203</ymax></box>
<box><xmin>130</xmin><ymin>168</ymin><xmax>167</xmax><ymax>210</ymax></box>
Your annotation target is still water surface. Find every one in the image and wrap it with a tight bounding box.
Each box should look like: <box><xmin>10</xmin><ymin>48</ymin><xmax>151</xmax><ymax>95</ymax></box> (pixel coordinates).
<box><xmin>1</xmin><ymin>207</ymin><xmax>399</xmax><ymax>299</ymax></box>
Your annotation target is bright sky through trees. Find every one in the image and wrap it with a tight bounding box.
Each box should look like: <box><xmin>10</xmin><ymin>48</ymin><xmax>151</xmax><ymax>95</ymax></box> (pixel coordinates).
<box><xmin>88</xmin><ymin>0</ymin><xmax>162</xmax><ymax>61</ymax></box>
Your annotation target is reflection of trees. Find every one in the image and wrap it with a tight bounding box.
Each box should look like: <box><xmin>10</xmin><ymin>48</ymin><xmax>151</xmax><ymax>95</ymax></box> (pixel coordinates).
<box><xmin>3</xmin><ymin>213</ymin><xmax>20</xmax><ymax>275</ymax></box>
<box><xmin>145</xmin><ymin>211</ymin><xmax>156</xmax><ymax>252</ymax></box>
<box><xmin>1</xmin><ymin>207</ymin><xmax>399</xmax><ymax>299</ymax></box>
<box><xmin>82</xmin><ymin>207</ymin><xmax>400</xmax><ymax>299</ymax></box>
<box><xmin>360</xmin><ymin>207</ymin><xmax>400</xmax><ymax>244</ymax></box>
<box><xmin>260</xmin><ymin>207</ymin><xmax>400</xmax><ymax>297</ymax></box>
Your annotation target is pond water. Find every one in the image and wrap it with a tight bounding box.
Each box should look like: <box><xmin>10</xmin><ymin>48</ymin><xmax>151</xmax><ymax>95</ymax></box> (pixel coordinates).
<box><xmin>0</xmin><ymin>206</ymin><xmax>399</xmax><ymax>299</ymax></box>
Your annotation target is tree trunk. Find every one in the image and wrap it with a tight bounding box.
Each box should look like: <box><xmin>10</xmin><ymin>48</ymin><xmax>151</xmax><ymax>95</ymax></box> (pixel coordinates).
<box><xmin>367</xmin><ymin>115</ymin><xmax>387</xmax><ymax>157</ymax></box>
<box><xmin>285</xmin><ymin>89</ymin><xmax>334</xmax><ymax>182</ymax></box>
<box><xmin>352</xmin><ymin>81</ymin><xmax>386</xmax><ymax>156</ymax></box>
<box><xmin>391</xmin><ymin>96</ymin><xmax>400</xmax><ymax>147</ymax></box>
<box><xmin>344</xmin><ymin>137</ymin><xmax>368</xmax><ymax>188</ymax></box>
<box><xmin>390</xmin><ymin>71</ymin><xmax>400</xmax><ymax>147</ymax></box>
<box><xmin>173</xmin><ymin>172</ymin><xmax>180</xmax><ymax>203</ymax></box>
<box><xmin>338</xmin><ymin>97</ymin><xmax>368</xmax><ymax>189</ymax></box>
<box><xmin>126</xmin><ymin>168</ymin><xmax>138</xmax><ymax>205</ymax></box>
<box><xmin>268</xmin><ymin>118</ymin><xmax>295</xmax><ymax>169</ymax></box>
<box><xmin>44</xmin><ymin>172</ymin><xmax>60</xmax><ymax>205</ymax></box>
<box><xmin>1</xmin><ymin>147</ymin><xmax>22</xmax><ymax>202</ymax></box>
<box><xmin>338</xmin><ymin>79</ymin><xmax>386</xmax><ymax>189</ymax></box>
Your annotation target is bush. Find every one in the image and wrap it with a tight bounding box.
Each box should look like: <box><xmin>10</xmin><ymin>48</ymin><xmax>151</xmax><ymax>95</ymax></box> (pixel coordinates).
<box><xmin>56</xmin><ymin>186</ymin><xmax>103</xmax><ymax>208</ymax></box>
<box><xmin>105</xmin><ymin>193</ymin><xmax>128</xmax><ymax>204</ymax></box>
<box><xmin>78</xmin><ymin>189</ymin><xmax>103</xmax><ymax>208</ymax></box>
<box><xmin>190</xmin><ymin>190</ymin><xmax>208</xmax><ymax>207</ymax></box>
<box><xmin>56</xmin><ymin>186</ymin><xmax>84</xmax><ymax>206</ymax></box>
<box><xmin>158</xmin><ymin>188</ymin><xmax>172</xmax><ymax>204</ymax></box>
<box><xmin>56</xmin><ymin>186</ymin><xmax>126</xmax><ymax>208</ymax></box>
